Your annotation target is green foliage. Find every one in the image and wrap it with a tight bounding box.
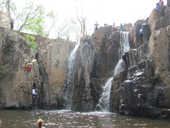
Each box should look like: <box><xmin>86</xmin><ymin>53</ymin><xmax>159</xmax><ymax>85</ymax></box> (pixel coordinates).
<box><xmin>25</xmin><ymin>34</ymin><xmax>37</xmax><ymax>52</ymax></box>
<box><xmin>56</xmin><ymin>58</ymin><xmax>60</xmax><ymax>66</ymax></box>
<box><xmin>24</xmin><ymin>10</ymin><xmax>45</xmax><ymax>36</ymax></box>
<box><xmin>0</xmin><ymin>64</ymin><xmax>11</xmax><ymax>78</ymax></box>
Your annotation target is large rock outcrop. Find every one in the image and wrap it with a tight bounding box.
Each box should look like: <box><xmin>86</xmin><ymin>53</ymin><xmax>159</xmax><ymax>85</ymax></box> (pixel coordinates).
<box><xmin>110</xmin><ymin>4</ymin><xmax>170</xmax><ymax>118</ymax></box>
<box><xmin>0</xmin><ymin>27</ymin><xmax>39</xmax><ymax>108</ymax></box>
<box><xmin>72</xmin><ymin>26</ymin><xmax>120</xmax><ymax>111</ymax></box>
<box><xmin>36</xmin><ymin>38</ymin><xmax>74</xmax><ymax>109</ymax></box>
<box><xmin>0</xmin><ymin>27</ymin><xmax>74</xmax><ymax>109</ymax></box>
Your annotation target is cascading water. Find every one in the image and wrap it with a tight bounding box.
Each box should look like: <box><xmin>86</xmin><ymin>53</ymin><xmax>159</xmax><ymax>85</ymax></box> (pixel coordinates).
<box><xmin>63</xmin><ymin>42</ymin><xmax>80</xmax><ymax>110</ymax></box>
<box><xmin>96</xmin><ymin>31</ymin><xmax>130</xmax><ymax>112</ymax></box>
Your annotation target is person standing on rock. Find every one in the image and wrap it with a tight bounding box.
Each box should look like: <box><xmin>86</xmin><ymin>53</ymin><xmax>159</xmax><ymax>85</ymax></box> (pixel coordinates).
<box><xmin>28</xmin><ymin>61</ymin><xmax>32</xmax><ymax>73</ymax></box>
<box><xmin>111</xmin><ymin>22</ymin><xmax>116</xmax><ymax>33</ymax></box>
<box><xmin>10</xmin><ymin>19</ymin><xmax>14</xmax><ymax>30</ymax></box>
<box><xmin>94</xmin><ymin>22</ymin><xmax>99</xmax><ymax>31</ymax></box>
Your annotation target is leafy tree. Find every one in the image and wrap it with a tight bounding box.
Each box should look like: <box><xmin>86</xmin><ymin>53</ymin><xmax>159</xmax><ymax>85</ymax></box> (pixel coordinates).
<box><xmin>23</xmin><ymin>9</ymin><xmax>45</xmax><ymax>36</ymax></box>
<box><xmin>0</xmin><ymin>1</ymin><xmax>46</xmax><ymax>35</ymax></box>
<box><xmin>25</xmin><ymin>34</ymin><xmax>37</xmax><ymax>52</ymax></box>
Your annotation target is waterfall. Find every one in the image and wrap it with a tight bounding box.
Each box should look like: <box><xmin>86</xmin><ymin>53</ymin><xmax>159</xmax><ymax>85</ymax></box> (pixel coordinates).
<box><xmin>96</xmin><ymin>31</ymin><xmax>130</xmax><ymax>112</ymax></box>
<box><xmin>63</xmin><ymin>42</ymin><xmax>80</xmax><ymax>110</ymax></box>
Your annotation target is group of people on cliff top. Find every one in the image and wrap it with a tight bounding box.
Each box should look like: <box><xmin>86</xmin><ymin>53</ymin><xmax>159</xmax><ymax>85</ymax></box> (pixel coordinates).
<box><xmin>94</xmin><ymin>22</ymin><xmax>124</xmax><ymax>32</ymax></box>
<box><xmin>25</xmin><ymin>61</ymin><xmax>32</xmax><ymax>73</ymax></box>
<box><xmin>156</xmin><ymin>0</ymin><xmax>164</xmax><ymax>10</ymax></box>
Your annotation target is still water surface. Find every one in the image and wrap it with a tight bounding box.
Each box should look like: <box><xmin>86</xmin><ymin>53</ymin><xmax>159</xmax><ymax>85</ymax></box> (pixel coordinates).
<box><xmin>0</xmin><ymin>110</ymin><xmax>170</xmax><ymax>128</ymax></box>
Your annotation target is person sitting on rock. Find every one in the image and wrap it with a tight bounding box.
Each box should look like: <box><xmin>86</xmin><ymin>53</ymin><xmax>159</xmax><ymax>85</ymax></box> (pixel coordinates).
<box><xmin>94</xmin><ymin>22</ymin><xmax>99</xmax><ymax>31</ymax></box>
<box><xmin>156</xmin><ymin>0</ymin><xmax>164</xmax><ymax>10</ymax></box>
<box><xmin>120</xmin><ymin>24</ymin><xmax>124</xmax><ymax>31</ymax></box>
<box><xmin>160</xmin><ymin>0</ymin><xmax>164</xmax><ymax>5</ymax></box>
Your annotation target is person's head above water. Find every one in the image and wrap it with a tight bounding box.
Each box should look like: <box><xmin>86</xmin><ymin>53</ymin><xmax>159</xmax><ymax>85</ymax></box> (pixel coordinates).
<box><xmin>37</xmin><ymin>119</ymin><xmax>43</xmax><ymax>128</ymax></box>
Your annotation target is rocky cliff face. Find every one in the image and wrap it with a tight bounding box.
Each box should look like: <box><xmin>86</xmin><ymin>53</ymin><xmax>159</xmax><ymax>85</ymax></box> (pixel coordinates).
<box><xmin>0</xmin><ymin>27</ymin><xmax>38</xmax><ymax>108</ymax></box>
<box><xmin>0</xmin><ymin>27</ymin><xmax>74</xmax><ymax>109</ymax></box>
<box><xmin>71</xmin><ymin>4</ymin><xmax>170</xmax><ymax>119</ymax></box>
<box><xmin>37</xmin><ymin>38</ymin><xmax>74</xmax><ymax>109</ymax></box>
<box><xmin>72</xmin><ymin>26</ymin><xmax>120</xmax><ymax>111</ymax></box>
<box><xmin>109</xmin><ymin>5</ymin><xmax>170</xmax><ymax>118</ymax></box>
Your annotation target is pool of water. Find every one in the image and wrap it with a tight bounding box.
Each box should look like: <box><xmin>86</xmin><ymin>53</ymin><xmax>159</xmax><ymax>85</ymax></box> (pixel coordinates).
<box><xmin>0</xmin><ymin>110</ymin><xmax>170</xmax><ymax>128</ymax></box>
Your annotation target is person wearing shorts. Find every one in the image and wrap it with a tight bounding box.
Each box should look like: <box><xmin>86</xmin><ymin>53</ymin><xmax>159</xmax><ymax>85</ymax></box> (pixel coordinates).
<box><xmin>28</xmin><ymin>61</ymin><xmax>32</xmax><ymax>73</ymax></box>
<box><xmin>25</xmin><ymin>61</ymin><xmax>28</xmax><ymax>72</ymax></box>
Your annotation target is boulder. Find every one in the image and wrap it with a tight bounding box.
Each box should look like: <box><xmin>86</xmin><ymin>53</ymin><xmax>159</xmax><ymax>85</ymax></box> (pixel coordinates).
<box><xmin>165</xmin><ymin>7</ymin><xmax>170</xmax><ymax>24</ymax></box>
<box><xmin>0</xmin><ymin>28</ymin><xmax>39</xmax><ymax>109</ymax></box>
<box><xmin>134</xmin><ymin>20</ymin><xmax>143</xmax><ymax>47</ymax></box>
<box><xmin>72</xmin><ymin>27</ymin><xmax>121</xmax><ymax>111</ymax></box>
<box><xmin>149</xmin><ymin>26</ymin><xmax>170</xmax><ymax>86</ymax></box>
<box><xmin>149</xmin><ymin>9</ymin><xmax>160</xmax><ymax>33</ymax></box>
<box><xmin>167</xmin><ymin>0</ymin><xmax>170</xmax><ymax>7</ymax></box>
<box><xmin>37</xmin><ymin>38</ymin><xmax>74</xmax><ymax>109</ymax></box>
<box><xmin>155</xmin><ymin>16</ymin><xmax>169</xmax><ymax>30</ymax></box>
<box><xmin>138</xmin><ymin>42</ymin><xmax>150</xmax><ymax>61</ymax></box>
<box><xmin>143</xmin><ymin>24</ymin><xmax>151</xmax><ymax>43</ymax></box>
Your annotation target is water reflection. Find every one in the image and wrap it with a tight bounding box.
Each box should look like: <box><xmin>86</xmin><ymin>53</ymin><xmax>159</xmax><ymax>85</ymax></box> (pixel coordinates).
<box><xmin>0</xmin><ymin>110</ymin><xmax>170</xmax><ymax>128</ymax></box>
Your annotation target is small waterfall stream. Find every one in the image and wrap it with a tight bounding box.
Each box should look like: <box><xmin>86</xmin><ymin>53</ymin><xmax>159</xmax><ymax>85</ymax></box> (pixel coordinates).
<box><xmin>63</xmin><ymin>42</ymin><xmax>80</xmax><ymax>110</ymax></box>
<box><xmin>96</xmin><ymin>32</ymin><xmax>130</xmax><ymax>112</ymax></box>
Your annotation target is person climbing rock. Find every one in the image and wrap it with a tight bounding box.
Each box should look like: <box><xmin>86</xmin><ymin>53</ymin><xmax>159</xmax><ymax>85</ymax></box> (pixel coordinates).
<box><xmin>32</xmin><ymin>87</ymin><xmax>37</xmax><ymax>105</ymax></box>
<box><xmin>25</xmin><ymin>61</ymin><xmax>28</xmax><ymax>73</ymax></box>
<box><xmin>10</xmin><ymin>19</ymin><xmax>14</xmax><ymax>30</ymax></box>
<box><xmin>28</xmin><ymin>61</ymin><xmax>32</xmax><ymax>73</ymax></box>
<box><xmin>37</xmin><ymin>119</ymin><xmax>45</xmax><ymax>128</ymax></box>
<box><xmin>120</xmin><ymin>24</ymin><xmax>124</xmax><ymax>31</ymax></box>
<box><xmin>33</xmin><ymin>76</ymin><xmax>38</xmax><ymax>89</ymax></box>
<box><xmin>94</xmin><ymin>22</ymin><xmax>99</xmax><ymax>31</ymax></box>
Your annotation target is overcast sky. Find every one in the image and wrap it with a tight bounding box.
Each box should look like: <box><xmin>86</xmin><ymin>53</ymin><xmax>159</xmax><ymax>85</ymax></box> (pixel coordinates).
<box><xmin>28</xmin><ymin>0</ymin><xmax>167</xmax><ymax>26</ymax></box>
<box><xmin>15</xmin><ymin>0</ymin><xmax>167</xmax><ymax>40</ymax></box>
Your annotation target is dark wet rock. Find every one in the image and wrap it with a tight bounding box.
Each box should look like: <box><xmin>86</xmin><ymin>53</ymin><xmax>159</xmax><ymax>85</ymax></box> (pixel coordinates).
<box><xmin>143</xmin><ymin>24</ymin><xmax>151</xmax><ymax>43</ymax></box>
<box><xmin>137</xmin><ymin>42</ymin><xmax>150</xmax><ymax>61</ymax></box>
<box><xmin>168</xmin><ymin>0</ymin><xmax>170</xmax><ymax>7</ymax></box>
<box><xmin>155</xmin><ymin>16</ymin><xmax>169</xmax><ymax>30</ymax></box>
<box><xmin>72</xmin><ymin>27</ymin><xmax>121</xmax><ymax>111</ymax></box>
<box><xmin>165</xmin><ymin>7</ymin><xmax>170</xmax><ymax>23</ymax></box>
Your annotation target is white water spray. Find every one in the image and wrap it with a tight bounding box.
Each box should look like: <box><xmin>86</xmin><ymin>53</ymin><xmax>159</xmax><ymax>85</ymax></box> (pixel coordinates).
<box><xmin>63</xmin><ymin>42</ymin><xmax>80</xmax><ymax>110</ymax></box>
<box><xmin>96</xmin><ymin>32</ymin><xmax>130</xmax><ymax>112</ymax></box>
